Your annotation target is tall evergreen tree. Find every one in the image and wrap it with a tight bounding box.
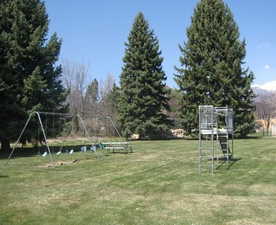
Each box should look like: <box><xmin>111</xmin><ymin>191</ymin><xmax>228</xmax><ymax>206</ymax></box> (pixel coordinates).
<box><xmin>119</xmin><ymin>12</ymin><xmax>170</xmax><ymax>139</ymax></box>
<box><xmin>86</xmin><ymin>78</ymin><xmax>99</xmax><ymax>104</ymax></box>
<box><xmin>167</xmin><ymin>87</ymin><xmax>182</xmax><ymax>128</ymax></box>
<box><xmin>84</xmin><ymin>78</ymin><xmax>99</xmax><ymax>116</ymax></box>
<box><xmin>175</xmin><ymin>0</ymin><xmax>255</xmax><ymax>137</ymax></box>
<box><xmin>107</xmin><ymin>84</ymin><xmax>120</xmax><ymax>116</ymax></box>
<box><xmin>0</xmin><ymin>0</ymin><xmax>67</xmax><ymax>151</ymax></box>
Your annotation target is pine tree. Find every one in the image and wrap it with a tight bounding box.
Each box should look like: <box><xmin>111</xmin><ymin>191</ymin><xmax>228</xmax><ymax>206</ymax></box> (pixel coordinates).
<box><xmin>119</xmin><ymin>12</ymin><xmax>170</xmax><ymax>139</ymax></box>
<box><xmin>0</xmin><ymin>0</ymin><xmax>67</xmax><ymax>152</ymax></box>
<box><xmin>103</xmin><ymin>84</ymin><xmax>120</xmax><ymax>136</ymax></box>
<box><xmin>167</xmin><ymin>87</ymin><xmax>182</xmax><ymax>128</ymax></box>
<box><xmin>105</xmin><ymin>83</ymin><xmax>120</xmax><ymax>122</ymax></box>
<box><xmin>107</xmin><ymin>84</ymin><xmax>120</xmax><ymax>116</ymax></box>
<box><xmin>86</xmin><ymin>79</ymin><xmax>99</xmax><ymax>104</ymax></box>
<box><xmin>175</xmin><ymin>0</ymin><xmax>255</xmax><ymax>137</ymax></box>
<box><xmin>84</xmin><ymin>78</ymin><xmax>99</xmax><ymax>117</ymax></box>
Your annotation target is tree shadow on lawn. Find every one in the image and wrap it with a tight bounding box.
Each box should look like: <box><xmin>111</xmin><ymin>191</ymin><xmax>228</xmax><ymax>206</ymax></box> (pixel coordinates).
<box><xmin>129</xmin><ymin>137</ymin><xmax>197</xmax><ymax>142</ymax></box>
<box><xmin>131</xmin><ymin>134</ymin><xmax>264</xmax><ymax>142</ymax></box>
<box><xmin>235</xmin><ymin>134</ymin><xmax>264</xmax><ymax>140</ymax></box>
<box><xmin>0</xmin><ymin>144</ymin><xmax>100</xmax><ymax>160</ymax></box>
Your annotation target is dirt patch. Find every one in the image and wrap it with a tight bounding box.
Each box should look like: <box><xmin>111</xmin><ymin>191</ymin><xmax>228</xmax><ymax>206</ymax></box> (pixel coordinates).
<box><xmin>38</xmin><ymin>160</ymin><xmax>79</xmax><ymax>168</ymax></box>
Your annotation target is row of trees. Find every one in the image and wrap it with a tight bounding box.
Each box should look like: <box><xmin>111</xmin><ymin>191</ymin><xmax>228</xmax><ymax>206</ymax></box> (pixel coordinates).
<box><xmin>0</xmin><ymin>0</ymin><xmax>257</xmax><ymax>151</ymax></box>
<box><xmin>0</xmin><ymin>0</ymin><xmax>67</xmax><ymax>152</ymax></box>
<box><xmin>118</xmin><ymin>0</ymin><xmax>255</xmax><ymax>138</ymax></box>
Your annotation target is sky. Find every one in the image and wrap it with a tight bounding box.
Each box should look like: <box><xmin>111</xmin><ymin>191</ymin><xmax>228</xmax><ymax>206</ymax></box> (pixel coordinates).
<box><xmin>44</xmin><ymin>0</ymin><xmax>276</xmax><ymax>89</ymax></box>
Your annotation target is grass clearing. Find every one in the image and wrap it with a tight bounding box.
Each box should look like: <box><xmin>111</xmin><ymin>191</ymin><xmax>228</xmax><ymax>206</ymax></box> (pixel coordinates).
<box><xmin>1</xmin><ymin>137</ymin><xmax>276</xmax><ymax>225</ymax></box>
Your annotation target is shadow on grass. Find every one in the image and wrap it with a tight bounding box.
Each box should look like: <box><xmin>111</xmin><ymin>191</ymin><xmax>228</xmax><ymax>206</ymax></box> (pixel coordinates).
<box><xmin>0</xmin><ymin>175</ymin><xmax>9</xmax><ymax>178</ymax></box>
<box><xmin>0</xmin><ymin>143</ymin><xmax>133</xmax><ymax>160</ymax></box>
<box><xmin>235</xmin><ymin>136</ymin><xmax>263</xmax><ymax>140</ymax></box>
<box><xmin>216</xmin><ymin>157</ymin><xmax>242</xmax><ymax>170</ymax></box>
<box><xmin>111</xmin><ymin>151</ymin><xmax>133</xmax><ymax>154</ymax></box>
<box><xmin>0</xmin><ymin>144</ymin><xmax>100</xmax><ymax>160</ymax></box>
<box><xmin>130</xmin><ymin>134</ymin><xmax>265</xmax><ymax>142</ymax></box>
<box><xmin>129</xmin><ymin>137</ymin><xmax>197</xmax><ymax>142</ymax></box>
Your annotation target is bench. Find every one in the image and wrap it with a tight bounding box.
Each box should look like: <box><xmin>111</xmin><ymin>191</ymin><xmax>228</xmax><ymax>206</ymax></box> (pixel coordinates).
<box><xmin>102</xmin><ymin>142</ymin><xmax>133</xmax><ymax>153</ymax></box>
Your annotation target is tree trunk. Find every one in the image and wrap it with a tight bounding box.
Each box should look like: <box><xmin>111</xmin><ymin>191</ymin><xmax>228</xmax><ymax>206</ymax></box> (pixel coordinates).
<box><xmin>0</xmin><ymin>137</ymin><xmax>11</xmax><ymax>153</ymax></box>
<box><xmin>267</xmin><ymin>117</ymin><xmax>271</xmax><ymax>136</ymax></box>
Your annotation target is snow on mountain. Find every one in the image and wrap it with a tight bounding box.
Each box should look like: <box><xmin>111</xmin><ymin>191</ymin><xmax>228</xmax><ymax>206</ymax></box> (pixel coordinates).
<box><xmin>252</xmin><ymin>80</ymin><xmax>276</xmax><ymax>92</ymax></box>
<box><xmin>252</xmin><ymin>81</ymin><xmax>276</xmax><ymax>102</ymax></box>
<box><xmin>252</xmin><ymin>86</ymin><xmax>271</xmax><ymax>96</ymax></box>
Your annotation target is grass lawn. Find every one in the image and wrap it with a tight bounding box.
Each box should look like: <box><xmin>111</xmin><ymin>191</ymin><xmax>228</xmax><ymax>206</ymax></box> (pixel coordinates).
<box><xmin>1</xmin><ymin>137</ymin><xmax>276</xmax><ymax>225</ymax></box>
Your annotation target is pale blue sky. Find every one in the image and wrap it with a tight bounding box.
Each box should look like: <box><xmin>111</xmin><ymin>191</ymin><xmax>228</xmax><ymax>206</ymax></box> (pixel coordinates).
<box><xmin>44</xmin><ymin>0</ymin><xmax>276</xmax><ymax>88</ymax></box>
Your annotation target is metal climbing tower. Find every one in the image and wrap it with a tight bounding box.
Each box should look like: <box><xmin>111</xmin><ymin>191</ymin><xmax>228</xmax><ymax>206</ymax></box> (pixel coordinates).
<box><xmin>198</xmin><ymin>105</ymin><xmax>234</xmax><ymax>174</ymax></box>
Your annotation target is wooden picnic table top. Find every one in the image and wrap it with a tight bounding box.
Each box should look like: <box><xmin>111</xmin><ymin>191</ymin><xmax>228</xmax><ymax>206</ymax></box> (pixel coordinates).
<box><xmin>102</xmin><ymin>142</ymin><xmax>130</xmax><ymax>145</ymax></box>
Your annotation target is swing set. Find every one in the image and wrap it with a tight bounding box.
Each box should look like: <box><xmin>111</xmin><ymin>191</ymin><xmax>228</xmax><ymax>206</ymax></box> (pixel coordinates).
<box><xmin>6</xmin><ymin>111</ymin><xmax>131</xmax><ymax>165</ymax></box>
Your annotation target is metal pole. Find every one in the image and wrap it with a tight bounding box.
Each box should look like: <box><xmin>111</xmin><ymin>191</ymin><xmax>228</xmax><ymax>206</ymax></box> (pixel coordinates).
<box><xmin>199</xmin><ymin>133</ymin><xmax>201</xmax><ymax>174</ymax></box>
<box><xmin>227</xmin><ymin>109</ymin><xmax>230</xmax><ymax>163</ymax></box>
<box><xmin>35</xmin><ymin>112</ymin><xmax>53</xmax><ymax>162</ymax></box>
<box><xmin>77</xmin><ymin>114</ymin><xmax>91</xmax><ymax>140</ymax></box>
<box><xmin>6</xmin><ymin>112</ymin><xmax>34</xmax><ymax>164</ymax></box>
<box><xmin>211</xmin><ymin>109</ymin><xmax>214</xmax><ymax>175</ymax></box>
<box><xmin>226</xmin><ymin>132</ymin><xmax>229</xmax><ymax>163</ymax></box>
<box><xmin>106</xmin><ymin>116</ymin><xmax>123</xmax><ymax>139</ymax></box>
<box><xmin>232</xmin><ymin>114</ymin><xmax>234</xmax><ymax>159</ymax></box>
<box><xmin>37</xmin><ymin>111</ymin><xmax>73</xmax><ymax>117</ymax></box>
<box><xmin>198</xmin><ymin>106</ymin><xmax>201</xmax><ymax>174</ymax></box>
<box><xmin>232</xmin><ymin>130</ymin><xmax>234</xmax><ymax>159</ymax></box>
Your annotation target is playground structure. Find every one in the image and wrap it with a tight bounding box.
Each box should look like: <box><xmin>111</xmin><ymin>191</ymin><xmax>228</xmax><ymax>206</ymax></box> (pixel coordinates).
<box><xmin>7</xmin><ymin>111</ymin><xmax>131</xmax><ymax>164</ymax></box>
<box><xmin>198</xmin><ymin>105</ymin><xmax>234</xmax><ymax>174</ymax></box>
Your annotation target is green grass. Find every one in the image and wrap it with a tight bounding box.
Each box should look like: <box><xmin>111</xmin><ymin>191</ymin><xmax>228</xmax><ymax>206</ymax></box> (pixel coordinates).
<box><xmin>1</xmin><ymin>137</ymin><xmax>276</xmax><ymax>225</ymax></box>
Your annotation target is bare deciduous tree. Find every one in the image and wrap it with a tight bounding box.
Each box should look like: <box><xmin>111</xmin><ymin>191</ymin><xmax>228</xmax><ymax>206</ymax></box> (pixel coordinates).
<box><xmin>62</xmin><ymin>60</ymin><xmax>90</xmax><ymax>133</ymax></box>
<box><xmin>255</xmin><ymin>91</ymin><xmax>276</xmax><ymax>135</ymax></box>
<box><xmin>98</xmin><ymin>74</ymin><xmax>119</xmax><ymax>136</ymax></box>
<box><xmin>62</xmin><ymin>62</ymin><xmax>119</xmax><ymax>137</ymax></box>
<box><xmin>62</xmin><ymin>60</ymin><xmax>90</xmax><ymax>116</ymax></box>
<box><xmin>99</xmin><ymin>74</ymin><xmax>115</xmax><ymax>102</ymax></box>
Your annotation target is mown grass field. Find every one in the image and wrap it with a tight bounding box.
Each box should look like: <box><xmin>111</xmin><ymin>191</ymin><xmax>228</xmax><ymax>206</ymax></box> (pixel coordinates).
<box><xmin>1</xmin><ymin>137</ymin><xmax>276</xmax><ymax>225</ymax></box>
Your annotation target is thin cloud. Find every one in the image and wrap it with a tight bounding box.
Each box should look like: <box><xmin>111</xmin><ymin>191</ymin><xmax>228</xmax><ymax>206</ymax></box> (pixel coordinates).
<box><xmin>264</xmin><ymin>64</ymin><xmax>271</xmax><ymax>70</ymax></box>
<box><xmin>257</xmin><ymin>42</ymin><xmax>271</xmax><ymax>50</ymax></box>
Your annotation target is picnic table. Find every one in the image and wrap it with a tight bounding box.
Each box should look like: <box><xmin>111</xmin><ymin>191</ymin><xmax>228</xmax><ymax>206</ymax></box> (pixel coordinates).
<box><xmin>102</xmin><ymin>142</ymin><xmax>133</xmax><ymax>153</ymax></box>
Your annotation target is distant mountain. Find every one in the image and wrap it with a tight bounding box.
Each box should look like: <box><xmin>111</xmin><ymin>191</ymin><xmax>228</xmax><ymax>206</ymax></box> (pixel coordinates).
<box><xmin>252</xmin><ymin>80</ymin><xmax>276</xmax><ymax>100</ymax></box>
<box><xmin>252</xmin><ymin>80</ymin><xmax>276</xmax><ymax>92</ymax></box>
<box><xmin>252</xmin><ymin>85</ymin><xmax>276</xmax><ymax>103</ymax></box>
<box><xmin>252</xmin><ymin>86</ymin><xmax>272</xmax><ymax>96</ymax></box>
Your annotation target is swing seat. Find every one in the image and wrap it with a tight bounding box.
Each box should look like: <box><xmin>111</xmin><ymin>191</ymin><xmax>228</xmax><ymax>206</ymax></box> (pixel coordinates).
<box><xmin>90</xmin><ymin>145</ymin><xmax>97</xmax><ymax>152</ymax></box>
<box><xmin>81</xmin><ymin>146</ymin><xmax>87</xmax><ymax>152</ymax></box>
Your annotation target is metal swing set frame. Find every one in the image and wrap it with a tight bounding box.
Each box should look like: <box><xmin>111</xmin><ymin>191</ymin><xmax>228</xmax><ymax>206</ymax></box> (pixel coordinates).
<box><xmin>7</xmin><ymin>111</ymin><xmax>130</xmax><ymax>164</ymax></box>
<box><xmin>6</xmin><ymin>111</ymin><xmax>87</xmax><ymax>163</ymax></box>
